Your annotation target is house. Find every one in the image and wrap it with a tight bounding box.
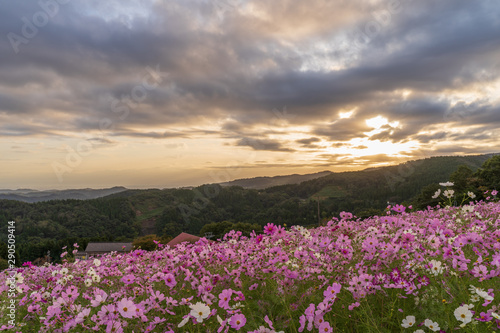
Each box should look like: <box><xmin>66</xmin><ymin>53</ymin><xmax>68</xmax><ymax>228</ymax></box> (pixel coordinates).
<box><xmin>167</xmin><ymin>232</ymin><xmax>200</xmax><ymax>247</ymax></box>
<box><xmin>77</xmin><ymin>242</ymin><xmax>133</xmax><ymax>259</ymax></box>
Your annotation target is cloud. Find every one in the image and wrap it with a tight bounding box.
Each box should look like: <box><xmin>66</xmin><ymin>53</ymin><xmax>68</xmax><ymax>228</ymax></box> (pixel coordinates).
<box><xmin>313</xmin><ymin>117</ymin><xmax>372</xmax><ymax>141</ymax></box>
<box><xmin>111</xmin><ymin>130</ymin><xmax>187</xmax><ymax>139</ymax></box>
<box><xmin>1</xmin><ymin>0</ymin><xmax>500</xmax><ymax>183</ymax></box>
<box><xmin>235</xmin><ymin>137</ymin><xmax>295</xmax><ymax>152</ymax></box>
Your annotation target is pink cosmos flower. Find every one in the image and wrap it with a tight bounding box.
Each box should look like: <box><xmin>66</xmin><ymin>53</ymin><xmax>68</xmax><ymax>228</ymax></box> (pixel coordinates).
<box><xmin>477</xmin><ymin>311</ymin><xmax>493</xmax><ymax>322</ymax></box>
<box><xmin>392</xmin><ymin>204</ymin><xmax>406</xmax><ymax>213</ymax></box>
<box><xmin>318</xmin><ymin>321</ymin><xmax>333</xmax><ymax>333</ymax></box>
<box><xmin>116</xmin><ymin>298</ymin><xmax>136</xmax><ymax>319</ymax></box>
<box><xmin>229</xmin><ymin>313</ymin><xmax>246</xmax><ymax>330</ymax></box>
<box><xmin>219</xmin><ymin>289</ymin><xmax>233</xmax><ymax>309</ymax></box>
<box><xmin>348</xmin><ymin>302</ymin><xmax>360</xmax><ymax>310</ymax></box>
<box><xmin>164</xmin><ymin>273</ymin><xmax>177</xmax><ymax>288</ymax></box>
<box><xmin>298</xmin><ymin>315</ymin><xmax>306</xmax><ymax>332</ymax></box>
<box><xmin>106</xmin><ymin>321</ymin><xmax>123</xmax><ymax>333</ymax></box>
<box><xmin>340</xmin><ymin>211</ymin><xmax>353</xmax><ymax>219</ymax></box>
<box><xmin>263</xmin><ymin>223</ymin><xmax>277</xmax><ymax>235</ymax></box>
<box><xmin>121</xmin><ymin>274</ymin><xmax>135</xmax><ymax>285</ymax></box>
<box><xmin>75</xmin><ymin>308</ymin><xmax>91</xmax><ymax>324</ymax></box>
<box><xmin>323</xmin><ymin>283</ymin><xmax>342</xmax><ymax>300</ymax></box>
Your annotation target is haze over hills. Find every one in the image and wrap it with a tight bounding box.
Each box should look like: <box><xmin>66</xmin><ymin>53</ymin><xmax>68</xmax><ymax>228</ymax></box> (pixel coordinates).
<box><xmin>0</xmin><ymin>171</ymin><xmax>335</xmax><ymax>202</ymax></box>
<box><xmin>1</xmin><ymin>153</ymin><xmax>498</xmax><ymax>202</ymax></box>
<box><xmin>0</xmin><ymin>187</ymin><xmax>128</xmax><ymax>203</ymax></box>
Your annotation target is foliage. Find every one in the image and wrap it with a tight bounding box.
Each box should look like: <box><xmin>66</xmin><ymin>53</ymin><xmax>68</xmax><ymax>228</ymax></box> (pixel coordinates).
<box><xmin>132</xmin><ymin>234</ymin><xmax>172</xmax><ymax>251</ymax></box>
<box><xmin>199</xmin><ymin>221</ymin><xmax>261</xmax><ymax>239</ymax></box>
<box><xmin>475</xmin><ymin>155</ymin><xmax>500</xmax><ymax>189</ymax></box>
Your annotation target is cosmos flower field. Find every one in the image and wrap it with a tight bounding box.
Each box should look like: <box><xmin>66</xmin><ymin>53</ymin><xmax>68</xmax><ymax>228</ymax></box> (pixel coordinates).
<box><xmin>1</xmin><ymin>200</ymin><xmax>500</xmax><ymax>332</ymax></box>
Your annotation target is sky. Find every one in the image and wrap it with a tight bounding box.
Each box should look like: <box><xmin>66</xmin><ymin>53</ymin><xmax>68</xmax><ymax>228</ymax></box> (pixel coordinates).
<box><xmin>1</xmin><ymin>0</ymin><xmax>500</xmax><ymax>190</ymax></box>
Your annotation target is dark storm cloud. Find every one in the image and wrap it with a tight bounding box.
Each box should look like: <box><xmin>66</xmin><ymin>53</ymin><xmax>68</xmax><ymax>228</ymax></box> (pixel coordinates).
<box><xmin>296</xmin><ymin>137</ymin><xmax>321</xmax><ymax>145</ymax></box>
<box><xmin>0</xmin><ymin>0</ymin><xmax>499</xmax><ymax>150</ymax></box>
<box><xmin>296</xmin><ymin>137</ymin><xmax>322</xmax><ymax>149</ymax></box>
<box><xmin>235</xmin><ymin>137</ymin><xmax>295</xmax><ymax>152</ymax></box>
<box><xmin>111</xmin><ymin>129</ymin><xmax>187</xmax><ymax>139</ymax></box>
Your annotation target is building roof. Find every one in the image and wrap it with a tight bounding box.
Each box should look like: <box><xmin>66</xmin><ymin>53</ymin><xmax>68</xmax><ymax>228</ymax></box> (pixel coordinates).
<box><xmin>167</xmin><ymin>232</ymin><xmax>201</xmax><ymax>246</ymax></box>
<box><xmin>84</xmin><ymin>242</ymin><xmax>133</xmax><ymax>252</ymax></box>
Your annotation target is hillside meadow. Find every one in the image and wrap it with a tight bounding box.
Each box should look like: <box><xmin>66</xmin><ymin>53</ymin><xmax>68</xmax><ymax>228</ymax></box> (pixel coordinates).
<box><xmin>1</xmin><ymin>195</ymin><xmax>500</xmax><ymax>332</ymax></box>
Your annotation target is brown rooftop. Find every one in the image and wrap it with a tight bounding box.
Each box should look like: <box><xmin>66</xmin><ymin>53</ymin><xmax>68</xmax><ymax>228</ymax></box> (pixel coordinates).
<box><xmin>167</xmin><ymin>232</ymin><xmax>200</xmax><ymax>247</ymax></box>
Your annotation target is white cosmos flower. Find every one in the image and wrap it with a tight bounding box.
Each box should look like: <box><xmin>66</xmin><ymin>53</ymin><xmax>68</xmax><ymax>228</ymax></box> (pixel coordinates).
<box><xmin>93</xmin><ymin>259</ymin><xmax>101</xmax><ymax>267</ymax></box>
<box><xmin>178</xmin><ymin>316</ymin><xmax>190</xmax><ymax>328</ymax></box>
<box><xmin>189</xmin><ymin>302</ymin><xmax>211</xmax><ymax>323</ymax></box>
<box><xmin>444</xmin><ymin>189</ymin><xmax>455</xmax><ymax>198</ymax></box>
<box><xmin>470</xmin><ymin>294</ymin><xmax>480</xmax><ymax>302</ymax></box>
<box><xmin>454</xmin><ymin>305</ymin><xmax>472</xmax><ymax>324</ymax></box>
<box><xmin>424</xmin><ymin>319</ymin><xmax>440</xmax><ymax>332</ymax></box>
<box><xmin>475</xmin><ymin>289</ymin><xmax>493</xmax><ymax>301</ymax></box>
<box><xmin>439</xmin><ymin>182</ymin><xmax>454</xmax><ymax>187</ymax></box>
<box><xmin>401</xmin><ymin>315</ymin><xmax>416</xmax><ymax>328</ymax></box>
<box><xmin>428</xmin><ymin>260</ymin><xmax>444</xmax><ymax>276</ymax></box>
<box><xmin>432</xmin><ymin>189</ymin><xmax>441</xmax><ymax>199</ymax></box>
<box><xmin>462</xmin><ymin>205</ymin><xmax>474</xmax><ymax>213</ymax></box>
<box><xmin>467</xmin><ymin>191</ymin><xmax>476</xmax><ymax>199</ymax></box>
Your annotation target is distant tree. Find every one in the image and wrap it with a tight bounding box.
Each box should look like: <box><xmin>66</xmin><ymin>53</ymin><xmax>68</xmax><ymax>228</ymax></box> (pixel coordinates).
<box><xmin>199</xmin><ymin>221</ymin><xmax>234</xmax><ymax>239</ymax></box>
<box><xmin>162</xmin><ymin>222</ymin><xmax>183</xmax><ymax>239</ymax></box>
<box><xmin>475</xmin><ymin>155</ymin><xmax>500</xmax><ymax>189</ymax></box>
<box><xmin>0</xmin><ymin>242</ymin><xmax>7</xmax><ymax>260</ymax></box>
<box><xmin>412</xmin><ymin>183</ymin><xmax>441</xmax><ymax>210</ymax></box>
<box><xmin>132</xmin><ymin>234</ymin><xmax>160</xmax><ymax>251</ymax></box>
<box><xmin>0</xmin><ymin>258</ymin><xmax>8</xmax><ymax>271</ymax></box>
<box><xmin>355</xmin><ymin>208</ymin><xmax>384</xmax><ymax>220</ymax></box>
<box><xmin>450</xmin><ymin>165</ymin><xmax>474</xmax><ymax>194</ymax></box>
<box><xmin>229</xmin><ymin>222</ymin><xmax>262</xmax><ymax>237</ymax></box>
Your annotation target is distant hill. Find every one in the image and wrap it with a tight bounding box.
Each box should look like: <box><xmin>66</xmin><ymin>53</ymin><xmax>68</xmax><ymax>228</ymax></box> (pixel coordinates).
<box><xmin>0</xmin><ymin>186</ymin><xmax>128</xmax><ymax>203</ymax></box>
<box><xmin>219</xmin><ymin>171</ymin><xmax>332</xmax><ymax>189</ymax></box>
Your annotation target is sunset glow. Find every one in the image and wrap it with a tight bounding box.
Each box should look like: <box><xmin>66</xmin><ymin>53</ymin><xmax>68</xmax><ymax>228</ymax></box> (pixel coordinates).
<box><xmin>1</xmin><ymin>0</ymin><xmax>499</xmax><ymax>189</ymax></box>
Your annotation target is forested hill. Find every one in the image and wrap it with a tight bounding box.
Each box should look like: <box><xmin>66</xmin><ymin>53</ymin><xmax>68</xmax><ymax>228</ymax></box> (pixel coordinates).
<box><xmin>0</xmin><ymin>153</ymin><xmax>498</xmax><ymax>264</ymax></box>
<box><xmin>218</xmin><ymin>171</ymin><xmax>332</xmax><ymax>189</ymax></box>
